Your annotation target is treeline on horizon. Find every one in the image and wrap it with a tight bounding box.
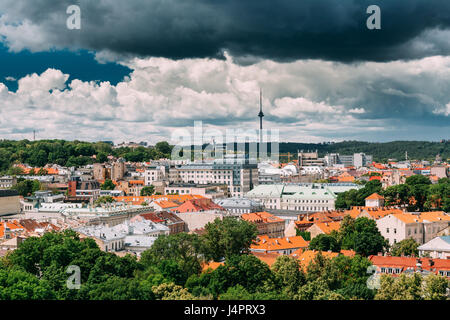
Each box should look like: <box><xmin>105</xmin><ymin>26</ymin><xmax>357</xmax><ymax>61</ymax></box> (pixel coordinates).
<box><xmin>195</xmin><ymin>140</ymin><xmax>449</xmax><ymax>163</ymax></box>
<box><xmin>278</xmin><ymin>140</ymin><xmax>450</xmax><ymax>163</ymax></box>
<box><xmin>0</xmin><ymin>139</ymin><xmax>173</xmax><ymax>174</ymax></box>
<box><xmin>0</xmin><ymin>139</ymin><xmax>448</xmax><ymax>174</ymax></box>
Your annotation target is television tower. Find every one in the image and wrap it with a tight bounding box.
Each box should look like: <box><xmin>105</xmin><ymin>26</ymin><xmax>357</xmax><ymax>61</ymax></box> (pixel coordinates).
<box><xmin>258</xmin><ymin>88</ymin><xmax>264</xmax><ymax>145</ymax></box>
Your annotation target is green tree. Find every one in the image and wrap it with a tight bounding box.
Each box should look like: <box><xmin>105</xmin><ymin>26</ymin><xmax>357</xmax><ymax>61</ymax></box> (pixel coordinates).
<box><xmin>271</xmin><ymin>255</ymin><xmax>306</xmax><ymax>298</ymax></box>
<box><xmin>94</xmin><ymin>196</ymin><xmax>115</xmax><ymax>206</ymax></box>
<box><xmin>141</xmin><ymin>233</ymin><xmax>204</xmax><ymax>283</ymax></box>
<box><xmin>295</xmin><ymin>279</ymin><xmax>334</xmax><ymax>300</ymax></box>
<box><xmin>309</xmin><ymin>234</ymin><xmax>340</xmax><ymax>252</ymax></box>
<box><xmin>6</xmin><ymin>166</ymin><xmax>24</xmax><ymax>176</ymax></box>
<box><xmin>425</xmin><ymin>178</ymin><xmax>450</xmax><ymax>211</ymax></box>
<box><xmin>405</xmin><ymin>175</ymin><xmax>432</xmax><ymax>211</ymax></box>
<box><xmin>222</xmin><ymin>254</ymin><xmax>274</xmax><ymax>294</ymax></box>
<box><xmin>155</xmin><ymin>141</ymin><xmax>172</xmax><ymax>156</ymax></box>
<box><xmin>37</xmin><ymin>168</ymin><xmax>48</xmax><ymax>175</ymax></box>
<box><xmin>82</xmin><ymin>276</ymin><xmax>155</xmax><ymax>300</ymax></box>
<box><xmin>0</xmin><ymin>266</ymin><xmax>56</xmax><ymax>300</ymax></box>
<box><xmin>390</xmin><ymin>238</ymin><xmax>419</xmax><ymax>257</ymax></box>
<box><xmin>95</xmin><ymin>152</ymin><xmax>108</xmax><ymax>163</ymax></box>
<box><xmin>202</xmin><ymin>217</ymin><xmax>258</xmax><ymax>261</ymax></box>
<box><xmin>219</xmin><ymin>284</ymin><xmax>254</xmax><ymax>300</ymax></box>
<box><xmin>335</xmin><ymin>180</ymin><xmax>382</xmax><ymax>209</ymax></box>
<box><xmin>382</xmin><ymin>184</ymin><xmax>411</xmax><ymax>207</ymax></box>
<box><xmin>11</xmin><ymin>179</ymin><xmax>41</xmax><ymax>197</ymax></box>
<box><xmin>296</xmin><ymin>230</ymin><xmax>311</xmax><ymax>241</ymax></box>
<box><xmin>101</xmin><ymin>179</ymin><xmax>115</xmax><ymax>190</ymax></box>
<box><xmin>406</xmin><ymin>175</ymin><xmax>432</xmax><ymax>186</ymax></box>
<box><xmin>152</xmin><ymin>282</ymin><xmax>197</xmax><ymax>300</ymax></box>
<box><xmin>375</xmin><ymin>273</ymin><xmax>423</xmax><ymax>300</ymax></box>
<box><xmin>339</xmin><ymin>216</ymin><xmax>388</xmax><ymax>256</ymax></box>
<box><xmin>421</xmin><ymin>274</ymin><xmax>449</xmax><ymax>300</ymax></box>
<box><xmin>140</xmin><ymin>185</ymin><xmax>155</xmax><ymax>196</ymax></box>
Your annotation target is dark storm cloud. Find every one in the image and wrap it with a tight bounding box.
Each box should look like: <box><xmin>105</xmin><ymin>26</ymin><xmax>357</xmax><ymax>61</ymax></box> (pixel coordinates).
<box><xmin>2</xmin><ymin>0</ymin><xmax>450</xmax><ymax>62</ymax></box>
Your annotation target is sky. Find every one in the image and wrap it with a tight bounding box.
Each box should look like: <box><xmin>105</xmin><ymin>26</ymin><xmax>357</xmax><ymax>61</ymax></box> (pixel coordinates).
<box><xmin>0</xmin><ymin>0</ymin><xmax>449</xmax><ymax>144</ymax></box>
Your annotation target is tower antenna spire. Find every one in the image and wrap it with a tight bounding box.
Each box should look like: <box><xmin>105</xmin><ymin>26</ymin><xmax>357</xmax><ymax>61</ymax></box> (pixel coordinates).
<box><xmin>258</xmin><ymin>88</ymin><xmax>264</xmax><ymax>146</ymax></box>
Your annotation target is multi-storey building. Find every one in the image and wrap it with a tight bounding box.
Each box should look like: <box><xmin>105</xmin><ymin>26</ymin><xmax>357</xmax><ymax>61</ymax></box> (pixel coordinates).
<box><xmin>368</xmin><ymin>255</ymin><xmax>450</xmax><ymax>278</ymax></box>
<box><xmin>164</xmin><ymin>183</ymin><xmax>228</xmax><ymax>199</ymax></box>
<box><xmin>76</xmin><ymin>219</ymin><xmax>169</xmax><ymax>254</ymax></box>
<box><xmin>297</xmin><ymin>150</ymin><xmax>324</xmax><ymax>167</ymax></box>
<box><xmin>170</xmin><ymin>160</ymin><xmax>258</xmax><ymax>198</ymax></box>
<box><xmin>246</xmin><ymin>183</ymin><xmax>362</xmax><ymax>212</ymax></box>
<box><xmin>66</xmin><ymin>179</ymin><xmax>101</xmax><ymax>203</ymax></box>
<box><xmin>144</xmin><ymin>165</ymin><xmax>167</xmax><ymax>186</ymax></box>
<box><xmin>376</xmin><ymin>212</ymin><xmax>450</xmax><ymax>246</ymax></box>
<box><xmin>111</xmin><ymin>161</ymin><xmax>125</xmax><ymax>181</ymax></box>
<box><xmin>0</xmin><ymin>176</ymin><xmax>16</xmax><ymax>189</ymax></box>
<box><xmin>93</xmin><ymin>161</ymin><xmax>125</xmax><ymax>181</ymax></box>
<box><xmin>241</xmin><ymin>211</ymin><xmax>286</xmax><ymax>238</ymax></box>
<box><xmin>214</xmin><ymin>197</ymin><xmax>264</xmax><ymax>215</ymax></box>
<box><xmin>324</xmin><ymin>153</ymin><xmax>373</xmax><ymax>167</ymax></box>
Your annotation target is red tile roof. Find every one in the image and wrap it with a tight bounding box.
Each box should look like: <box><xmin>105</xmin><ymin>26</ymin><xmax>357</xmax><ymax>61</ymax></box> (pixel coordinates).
<box><xmin>174</xmin><ymin>198</ymin><xmax>225</xmax><ymax>213</ymax></box>
<box><xmin>369</xmin><ymin>255</ymin><xmax>450</xmax><ymax>277</ymax></box>
<box><xmin>0</xmin><ymin>221</ymin><xmax>24</xmax><ymax>238</ymax></box>
<box><xmin>241</xmin><ymin>211</ymin><xmax>284</xmax><ymax>224</ymax></box>
<box><xmin>365</xmin><ymin>192</ymin><xmax>384</xmax><ymax>200</ymax></box>
<box><xmin>251</xmin><ymin>235</ymin><xmax>309</xmax><ymax>252</ymax></box>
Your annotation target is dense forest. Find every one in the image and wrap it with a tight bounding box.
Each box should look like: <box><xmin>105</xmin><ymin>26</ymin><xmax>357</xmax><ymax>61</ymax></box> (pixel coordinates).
<box><xmin>206</xmin><ymin>140</ymin><xmax>449</xmax><ymax>162</ymax></box>
<box><xmin>0</xmin><ymin>139</ymin><xmax>173</xmax><ymax>173</ymax></box>
<box><xmin>278</xmin><ymin>140</ymin><xmax>450</xmax><ymax>162</ymax></box>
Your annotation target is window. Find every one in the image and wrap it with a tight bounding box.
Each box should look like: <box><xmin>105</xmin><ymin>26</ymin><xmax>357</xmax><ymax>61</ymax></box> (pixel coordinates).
<box><xmin>386</xmin><ymin>228</ymin><xmax>389</xmax><ymax>233</ymax></box>
<box><xmin>394</xmin><ymin>228</ymin><xmax>397</xmax><ymax>234</ymax></box>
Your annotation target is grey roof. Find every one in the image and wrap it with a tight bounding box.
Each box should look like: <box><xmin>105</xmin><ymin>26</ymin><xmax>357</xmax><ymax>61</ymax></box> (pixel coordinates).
<box><xmin>214</xmin><ymin>197</ymin><xmax>262</xmax><ymax>208</ymax></box>
<box><xmin>418</xmin><ymin>236</ymin><xmax>450</xmax><ymax>251</ymax></box>
<box><xmin>75</xmin><ymin>219</ymin><xmax>169</xmax><ymax>242</ymax></box>
<box><xmin>245</xmin><ymin>183</ymin><xmax>356</xmax><ymax>200</ymax></box>
<box><xmin>124</xmin><ymin>235</ymin><xmax>156</xmax><ymax>248</ymax></box>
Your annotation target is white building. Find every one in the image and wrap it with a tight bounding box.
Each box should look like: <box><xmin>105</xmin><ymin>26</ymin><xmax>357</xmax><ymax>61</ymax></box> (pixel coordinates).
<box><xmin>213</xmin><ymin>197</ymin><xmax>264</xmax><ymax>215</ymax></box>
<box><xmin>76</xmin><ymin>219</ymin><xmax>169</xmax><ymax>254</ymax></box>
<box><xmin>418</xmin><ymin>236</ymin><xmax>450</xmax><ymax>259</ymax></box>
<box><xmin>376</xmin><ymin>212</ymin><xmax>450</xmax><ymax>246</ymax></box>
<box><xmin>245</xmin><ymin>183</ymin><xmax>349</xmax><ymax>212</ymax></box>
<box><xmin>144</xmin><ymin>165</ymin><xmax>167</xmax><ymax>186</ymax></box>
<box><xmin>170</xmin><ymin>160</ymin><xmax>258</xmax><ymax>198</ymax></box>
